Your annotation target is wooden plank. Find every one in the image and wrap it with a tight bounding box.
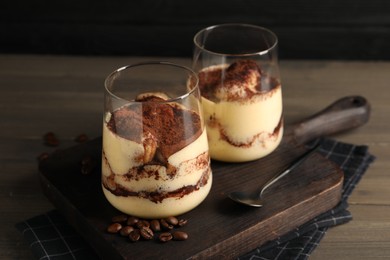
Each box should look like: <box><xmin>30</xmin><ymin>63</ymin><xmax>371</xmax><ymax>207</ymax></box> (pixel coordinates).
<box><xmin>311</xmin><ymin>204</ymin><xmax>390</xmax><ymax>259</ymax></box>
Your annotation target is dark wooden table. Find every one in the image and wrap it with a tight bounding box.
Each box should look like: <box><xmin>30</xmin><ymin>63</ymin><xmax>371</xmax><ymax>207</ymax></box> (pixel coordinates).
<box><xmin>1</xmin><ymin>55</ymin><xmax>389</xmax><ymax>259</ymax></box>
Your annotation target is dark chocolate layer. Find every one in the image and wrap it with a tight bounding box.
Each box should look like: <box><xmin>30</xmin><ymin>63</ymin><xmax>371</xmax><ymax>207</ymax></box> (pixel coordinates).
<box><xmin>102</xmin><ymin>151</ymin><xmax>211</xmax><ymax>204</ymax></box>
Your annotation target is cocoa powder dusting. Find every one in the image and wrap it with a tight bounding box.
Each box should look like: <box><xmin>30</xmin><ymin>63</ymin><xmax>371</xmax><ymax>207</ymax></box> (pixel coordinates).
<box><xmin>198</xmin><ymin>67</ymin><xmax>222</xmax><ymax>100</ymax></box>
<box><xmin>224</xmin><ymin>60</ymin><xmax>260</xmax><ymax>85</ymax></box>
<box><xmin>198</xmin><ymin>59</ymin><xmax>280</xmax><ymax>102</ymax></box>
<box><xmin>107</xmin><ymin>100</ymin><xmax>202</xmax><ymax>161</ymax></box>
<box><xmin>107</xmin><ymin>105</ymin><xmax>143</xmax><ymax>142</ymax></box>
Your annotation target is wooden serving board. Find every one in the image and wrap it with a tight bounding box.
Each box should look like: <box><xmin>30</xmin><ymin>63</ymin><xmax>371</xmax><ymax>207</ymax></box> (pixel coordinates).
<box><xmin>38</xmin><ymin>96</ymin><xmax>369</xmax><ymax>259</ymax></box>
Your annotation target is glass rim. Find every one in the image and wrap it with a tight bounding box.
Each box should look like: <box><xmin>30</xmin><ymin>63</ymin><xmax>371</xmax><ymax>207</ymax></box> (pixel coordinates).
<box><xmin>104</xmin><ymin>61</ymin><xmax>200</xmax><ymax>104</ymax></box>
<box><xmin>193</xmin><ymin>23</ymin><xmax>278</xmax><ymax>57</ymax></box>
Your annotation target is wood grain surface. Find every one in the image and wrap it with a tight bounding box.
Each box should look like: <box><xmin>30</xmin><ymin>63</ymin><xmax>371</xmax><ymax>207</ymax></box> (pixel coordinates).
<box><xmin>1</xmin><ymin>55</ymin><xmax>389</xmax><ymax>259</ymax></box>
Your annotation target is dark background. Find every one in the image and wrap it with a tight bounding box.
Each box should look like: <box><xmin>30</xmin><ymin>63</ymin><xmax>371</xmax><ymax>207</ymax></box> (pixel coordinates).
<box><xmin>1</xmin><ymin>0</ymin><xmax>389</xmax><ymax>60</ymax></box>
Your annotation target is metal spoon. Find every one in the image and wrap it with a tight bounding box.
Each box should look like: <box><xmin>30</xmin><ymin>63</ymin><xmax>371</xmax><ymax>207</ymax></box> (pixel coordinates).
<box><xmin>228</xmin><ymin>143</ymin><xmax>321</xmax><ymax>207</ymax></box>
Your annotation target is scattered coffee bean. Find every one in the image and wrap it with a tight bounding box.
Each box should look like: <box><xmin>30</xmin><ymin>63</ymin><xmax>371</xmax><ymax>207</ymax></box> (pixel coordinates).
<box><xmin>150</xmin><ymin>219</ymin><xmax>161</xmax><ymax>232</ymax></box>
<box><xmin>80</xmin><ymin>156</ymin><xmax>96</xmax><ymax>175</ymax></box>
<box><xmin>127</xmin><ymin>216</ymin><xmax>139</xmax><ymax>226</ymax></box>
<box><xmin>140</xmin><ymin>226</ymin><xmax>154</xmax><ymax>240</ymax></box>
<box><xmin>37</xmin><ymin>152</ymin><xmax>49</xmax><ymax>162</ymax></box>
<box><xmin>74</xmin><ymin>133</ymin><xmax>89</xmax><ymax>143</ymax></box>
<box><xmin>129</xmin><ymin>229</ymin><xmax>140</xmax><ymax>242</ymax></box>
<box><xmin>160</xmin><ymin>219</ymin><xmax>173</xmax><ymax>230</ymax></box>
<box><xmin>177</xmin><ymin>218</ymin><xmax>188</xmax><ymax>227</ymax></box>
<box><xmin>136</xmin><ymin>220</ymin><xmax>150</xmax><ymax>229</ymax></box>
<box><xmin>158</xmin><ymin>232</ymin><xmax>173</xmax><ymax>242</ymax></box>
<box><xmin>165</xmin><ymin>216</ymin><xmax>178</xmax><ymax>226</ymax></box>
<box><xmin>111</xmin><ymin>214</ymin><xmax>128</xmax><ymax>223</ymax></box>
<box><xmin>106</xmin><ymin>214</ymin><xmax>189</xmax><ymax>243</ymax></box>
<box><xmin>43</xmin><ymin>132</ymin><xmax>59</xmax><ymax>147</ymax></box>
<box><xmin>107</xmin><ymin>223</ymin><xmax>122</xmax><ymax>234</ymax></box>
<box><xmin>173</xmin><ymin>231</ymin><xmax>188</xmax><ymax>241</ymax></box>
<box><xmin>119</xmin><ymin>226</ymin><xmax>134</xmax><ymax>237</ymax></box>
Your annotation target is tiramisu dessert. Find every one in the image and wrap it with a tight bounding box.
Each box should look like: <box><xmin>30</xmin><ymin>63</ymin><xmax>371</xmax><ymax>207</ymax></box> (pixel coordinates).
<box><xmin>102</xmin><ymin>93</ymin><xmax>212</xmax><ymax>219</ymax></box>
<box><xmin>198</xmin><ymin>59</ymin><xmax>283</xmax><ymax>162</ymax></box>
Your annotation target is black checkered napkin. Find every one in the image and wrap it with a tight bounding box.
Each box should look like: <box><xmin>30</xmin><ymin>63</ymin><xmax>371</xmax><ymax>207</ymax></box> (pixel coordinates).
<box><xmin>16</xmin><ymin>210</ymin><xmax>98</xmax><ymax>259</ymax></box>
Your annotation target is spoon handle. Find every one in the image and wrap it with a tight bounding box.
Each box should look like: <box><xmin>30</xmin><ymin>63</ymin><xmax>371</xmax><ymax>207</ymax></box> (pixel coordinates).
<box><xmin>259</xmin><ymin>143</ymin><xmax>321</xmax><ymax>198</ymax></box>
<box><xmin>287</xmin><ymin>96</ymin><xmax>370</xmax><ymax>145</ymax></box>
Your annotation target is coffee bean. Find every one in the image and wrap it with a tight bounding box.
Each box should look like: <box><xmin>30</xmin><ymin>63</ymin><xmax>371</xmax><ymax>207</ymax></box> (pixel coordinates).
<box><xmin>127</xmin><ymin>216</ymin><xmax>139</xmax><ymax>226</ymax></box>
<box><xmin>74</xmin><ymin>133</ymin><xmax>89</xmax><ymax>143</ymax></box>
<box><xmin>111</xmin><ymin>214</ymin><xmax>128</xmax><ymax>223</ymax></box>
<box><xmin>150</xmin><ymin>219</ymin><xmax>161</xmax><ymax>232</ymax></box>
<box><xmin>37</xmin><ymin>152</ymin><xmax>49</xmax><ymax>162</ymax></box>
<box><xmin>136</xmin><ymin>220</ymin><xmax>150</xmax><ymax>229</ymax></box>
<box><xmin>177</xmin><ymin>218</ymin><xmax>188</xmax><ymax>227</ymax></box>
<box><xmin>107</xmin><ymin>223</ymin><xmax>122</xmax><ymax>234</ymax></box>
<box><xmin>107</xmin><ymin>214</ymin><xmax>189</xmax><ymax>243</ymax></box>
<box><xmin>129</xmin><ymin>229</ymin><xmax>140</xmax><ymax>242</ymax></box>
<box><xmin>160</xmin><ymin>219</ymin><xmax>173</xmax><ymax>230</ymax></box>
<box><xmin>119</xmin><ymin>226</ymin><xmax>134</xmax><ymax>236</ymax></box>
<box><xmin>158</xmin><ymin>232</ymin><xmax>173</xmax><ymax>242</ymax></box>
<box><xmin>81</xmin><ymin>156</ymin><xmax>95</xmax><ymax>175</ymax></box>
<box><xmin>43</xmin><ymin>132</ymin><xmax>59</xmax><ymax>147</ymax></box>
<box><xmin>165</xmin><ymin>216</ymin><xmax>178</xmax><ymax>226</ymax></box>
<box><xmin>173</xmin><ymin>231</ymin><xmax>188</xmax><ymax>241</ymax></box>
<box><xmin>140</xmin><ymin>226</ymin><xmax>154</xmax><ymax>240</ymax></box>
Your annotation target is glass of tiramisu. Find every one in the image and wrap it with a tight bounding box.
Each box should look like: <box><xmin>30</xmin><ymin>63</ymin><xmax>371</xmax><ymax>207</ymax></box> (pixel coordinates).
<box><xmin>193</xmin><ymin>24</ymin><xmax>283</xmax><ymax>162</ymax></box>
<box><xmin>102</xmin><ymin>62</ymin><xmax>212</xmax><ymax>218</ymax></box>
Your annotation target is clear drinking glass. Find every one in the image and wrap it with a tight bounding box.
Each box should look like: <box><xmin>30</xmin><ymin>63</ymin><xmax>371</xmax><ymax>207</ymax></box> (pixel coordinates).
<box><xmin>102</xmin><ymin>62</ymin><xmax>212</xmax><ymax>218</ymax></box>
<box><xmin>193</xmin><ymin>24</ymin><xmax>283</xmax><ymax>162</ymax></box>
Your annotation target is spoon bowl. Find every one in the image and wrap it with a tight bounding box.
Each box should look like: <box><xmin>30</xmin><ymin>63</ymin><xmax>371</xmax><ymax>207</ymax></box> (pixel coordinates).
<box><xmin>228</xmin><ymin>191</ymin><xmax>266</xmax><ymax>207</ymax></box>
<box><xmin>228</xmin><ymin>143</ymin><xmax>321</xmax><ymax>207</ymax></box>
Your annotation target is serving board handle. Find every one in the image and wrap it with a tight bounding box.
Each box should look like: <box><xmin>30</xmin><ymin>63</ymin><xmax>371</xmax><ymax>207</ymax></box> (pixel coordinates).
<box><xmin>288</xmin><ymin>95</ymin><xmax>370</xmax><ymax>145</ymax></box>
